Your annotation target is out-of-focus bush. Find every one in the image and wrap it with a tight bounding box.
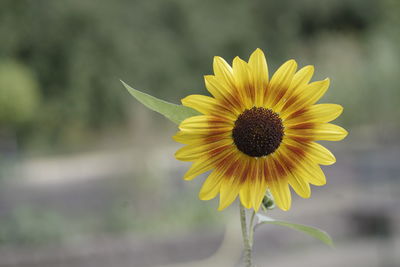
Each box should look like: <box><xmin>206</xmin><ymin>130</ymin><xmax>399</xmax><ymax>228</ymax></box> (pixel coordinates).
<box><xmin>0</xmin><ymin>61</ymin><xmax>40</xmax><ymax>126</ymax></box>
<box><xmin>0</xmin><ymin>0</ymin><xmax>399</xmax><ymax>150</ymax></box>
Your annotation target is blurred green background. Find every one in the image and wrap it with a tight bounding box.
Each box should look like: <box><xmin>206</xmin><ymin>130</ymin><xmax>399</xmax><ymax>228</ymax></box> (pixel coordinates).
<box><xmin>0</xmin><ymin>0</ymin><xmax>399</xmax><ymax>266</ymax></box>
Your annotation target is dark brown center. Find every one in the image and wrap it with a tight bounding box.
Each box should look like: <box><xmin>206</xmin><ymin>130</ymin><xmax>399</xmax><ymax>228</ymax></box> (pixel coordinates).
<box><xmin>232</xmin><ymin>107</ymin><xmax>284</xmax><ymax>157</ymax></box>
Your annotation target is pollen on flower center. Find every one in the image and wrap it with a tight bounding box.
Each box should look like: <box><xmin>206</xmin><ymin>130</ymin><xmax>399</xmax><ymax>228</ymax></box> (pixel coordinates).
<box><xmin>232</xmin><ymin>107</ymin><xmax>284</xmax><ymax>157</ymax></box>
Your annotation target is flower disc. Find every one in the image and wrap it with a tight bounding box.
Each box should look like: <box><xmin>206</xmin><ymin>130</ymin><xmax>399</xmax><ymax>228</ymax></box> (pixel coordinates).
<box><xmin>232</xmin><ymin>107</ymin><xmax>284</xmax><ymax>157</ymax></box>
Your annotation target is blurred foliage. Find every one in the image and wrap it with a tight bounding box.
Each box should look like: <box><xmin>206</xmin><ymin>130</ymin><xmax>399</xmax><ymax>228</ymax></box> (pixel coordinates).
<box><xmin>0</xmin><ymin>0</ymin><xmax>399</xmax><ymax>150</ymax></box>
<box><xmin>0</xmin><ymin>206</ymin><xmax>69</xmax><ymax>245</ymax></box>
<box><xmin>0</xmin><ymin>193</ymin><xmax>221</xmax><ymax>246</ymax></box>
<box><xmin>0</xmin><ymin>61</ymin><xmax>40</xmax><ymax>126</ymax></box>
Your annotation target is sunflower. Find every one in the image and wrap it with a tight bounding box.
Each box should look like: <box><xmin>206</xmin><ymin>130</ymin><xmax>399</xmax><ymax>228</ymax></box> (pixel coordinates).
<box><xmin>173</xmin><ymin>48</ymin><xmax>347</xmax><ymax>211</ymax></box>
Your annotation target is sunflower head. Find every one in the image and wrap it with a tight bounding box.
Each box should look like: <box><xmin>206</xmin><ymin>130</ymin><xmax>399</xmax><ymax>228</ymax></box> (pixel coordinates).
<box><xmin>174</xmin><ymin>48</ymin><xmax>347</xmax><ymax>211</ymax></box>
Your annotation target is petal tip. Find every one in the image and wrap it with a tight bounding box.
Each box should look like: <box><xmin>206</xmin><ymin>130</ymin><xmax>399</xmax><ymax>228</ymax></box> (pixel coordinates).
<box><xmin>326</xmin><ymin>156</ymin><xmax>337</xmax><ymax>165</ymax></box>
<box><xmin>172</xmin><ymin>134</ymin><xmax>181</xmax><ymax>143</ymax></box>
<box><xmin>183</xmin><ymin>175</ymin><xmax>194</xmax><ymax>181</ymax></box>
<box><xmin>336</xmin><ymin>125</ymin><xmax>349</xmax><ymax>140</ymax></box>
<box><xmin>180</xmin><ymin>96</ymin><xmax>189</xmax><ymax>106</ymax></box>
<box><xmin>252</xmin><ymin>48</ymin><xmax>265</xmax><ymax>56</ymax></box>
<box><xmin>342</xmin><ymin>128</ymin><xmax>349</xmax><ymax>139</ymax></box>
<box><xmin>280</xmin><ymin>205</ymin><xmax>290</xmax><ymax>211</ymax></box>
<box><xmin>337</xmin><ymin>104</ymin><xmax>344</xmax><ymax>115</ymax></box>
<box><xmin>283</xmin><ymin>59</ymin><xmax>298</xmax><ymax>73</ymax></box>
<box><xmin>240</xmin><ymin>197</ymin><xmax>252</xmax><ymax>209</ymax></box>
<box><xmin>217</xmin><ymin>204</ymin><xmax>227</xmax><ymax>211</ymax></box>
<box><xmin>286</xmin><ymin>59</ymin><xmax>298</xmax><ymax>67</ymax></box>
<box><xmin>198</xmin><ymin>191</ymin><xmax>208</xmax><ymax>201</ymax></box>
<box><xmin>213</xmin><ymin>56</ymin><xmax>222</xmax><ymax>63</ymax></box>
<box><xmin>233</xmin><ymin>56</ymin><xmax>243</xmax><ymax>64</ymax></box>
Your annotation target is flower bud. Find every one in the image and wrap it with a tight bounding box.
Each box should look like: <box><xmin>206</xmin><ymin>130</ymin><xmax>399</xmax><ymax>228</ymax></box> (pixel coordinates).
<box><xmin>262</xmin><ymin>191</ymin><xmax>275</xmax><ymax>210</ymax></box>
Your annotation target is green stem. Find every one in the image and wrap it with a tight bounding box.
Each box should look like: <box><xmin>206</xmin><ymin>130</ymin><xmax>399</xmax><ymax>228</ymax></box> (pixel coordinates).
<box><xmin>239</xmin><ymin>203</ymin><xmax>254</xmax><ymax>267</ymax></box>
<box><xmin>248</xmin><ymin>210</ymin><xmax>256</xmax><ymax>247</ymax></box>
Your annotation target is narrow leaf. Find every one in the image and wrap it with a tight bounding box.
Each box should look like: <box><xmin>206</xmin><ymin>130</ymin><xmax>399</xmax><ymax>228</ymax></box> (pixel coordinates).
<box><xmin>121</xmin><ymin>80</ymin><xmax>200</xmax><ymax>125</ymax></box>
<box><xmin>256</xmin><ymin>214</ymin><xmax>333</xmax><ymax>247</ymax></box>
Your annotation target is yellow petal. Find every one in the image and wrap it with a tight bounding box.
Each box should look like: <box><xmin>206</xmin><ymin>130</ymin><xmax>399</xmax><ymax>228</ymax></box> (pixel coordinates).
<box><xmin>239</xmin><ymin>179</ymin><xmax>252</xmax><ymax>209</ymax></box>
<box><xmin>183</xmin><ymin>161</ymin><xmax>212</xmax><ymax>181</ymax></box>
<box><xmin>274</xmin><ymin>65</ymin><xmax>314</xmax><ymax>112</ymax></box>
<box><xmin>250</xmin><ymin>159</ymin><xmax>267</xmax><ymax>210</ymax></box>
<box><xmin>181</xmin><ymin>94</ymin><xmax>237</xmax><ymax>120</ymax></box>
<box><xmin>248</xmin><ymin>48</ymin><xmax>269</xmax><ymax>106</ymax></box>
<box><xmin>269</xmin><ymin>179</ymin><xmax>291</xmax><ymax>211</ymax></box>
<box><xmin>218</xmin><ymin>178</ymin><xmax>241</xmax><ymax>211</ymax></box>
<box><xmin>199</xmin><ymin>170</ymin><xmax>225</xmax><ymax>200</ymax></box>
<box><xmin>281</xmin><ymin>78</ymin><xmax>330</xmax><ymax>117</ymax></box>
<box><xmin>172</xmin><ymin>130</ymin><xmax>231</xmax><ymax>145</ymax></box>
<box><xmin>183</xmin><ymin>149</ymin><xmax>233</xmax><ymax>181</ymax></box>
<box><xmin>285</xmin><ymin>104</ymin><xmax>343</xmax><ymax>124</ymax></box>
<box><xmin>273</xmin><ymin>151</ymin><xmax>311</xmax><ymax>199</ymax></box>
<box><xmin>175</xmin><ymin>139</ymin><xmax>232</xmax><ymax>161</ymax></box>
<box><xmin>295</xmin><ymin>157</ymin><xmax>327</xmax><ymax>186</ymax></box>
<box><xmin>306</xmin><ymin>142</ymin><xmax>336</xmax><ymax>165</ymax></box>
<box><xmin>173</xmin><ymin>131</ymin><xmax>194</xmax><ymax>144</ymax></box>
<box><xmin>312</xmin><ymin>123</ymin><xmax>348</xmax><ymax>141</ymax></box>
<box><xmin>179</xmin><ymin>115</ymin><xmax>233</xmax><ymax>133</ymax></box>
<box><xmin>266</xmin><ymin>59</ymin><xmax>297</xmax><ymax>107</ymax></box>
<box><xmin>238</xmin><ymin>158</ymin><xmax>253</xmax><ymax>209</ymax></box>
<box><xmin>291</xmin><ymin>65</ymin><xmax>314</xmax><ymax>89</ymax></box>
<box><xmin>286</xmin><ymin>123</ymin><xmax>348</xmax><ymax>141</ymax></box>
<box><xmin>288</xmin><ymin>171</ymin><xmax>311</xmax><ymax>199</ymax></box>
<box><xmin>282</xmin><ymin>138</ymin><xmax>336</xmax><ymax>166</ymax></box>
<box><xmin>253</xmin><ymin>179</ymin><xmax>267</xmax><ymax>211</ymax></box>
<box><xmin>232</xmin><ymin>56</ymin><xmax>253</xmax><ymax>108</ymax></box>
<box><xmin>204</xmin><ymin>75</ymin><xmax>243</xmax><ymax>113</ymax></box>
<box><xmin>308</xmin><ymin>104</ymin><xmax>343</xmax><ymax>122</ymax></box>
<box><xmin>218</xmin><ymin>157</ymin><xmax>245</xmax><ymax>210</ymax></box>
<box><xmin>275</xmin><ymin>146</ymin><xmax>326</xmax><ymax>187</ymax></box>
<box><xmin>266</xmin><ymin>157</ymin><xmax>292</xmax><ymax>211</ymax></box>
<box><xmin>213</xmin><ymin>56</ymin><xmax>235</xmax><ymax>88</ymax></box>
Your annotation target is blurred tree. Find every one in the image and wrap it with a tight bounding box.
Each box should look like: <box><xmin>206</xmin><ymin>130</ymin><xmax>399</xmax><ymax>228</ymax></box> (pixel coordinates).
<box><xmin>0</xmin><ymin>60</ymin><xmax>40</xmax><ymax>155</ymax></box>
<box><xmin>0</xmin><ymin>61</ymin><xmax>40</xmax><ymax>126</ymax></box>
<box><xmin>0</xmin><ymin>0</ymin><xmax>398</xmax><ymax>150</ymax></box>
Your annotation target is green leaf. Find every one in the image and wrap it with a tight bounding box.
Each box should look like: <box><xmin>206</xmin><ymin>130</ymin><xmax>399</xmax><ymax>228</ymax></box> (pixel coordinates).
<box><xmin>256</xmin><ymin>214</ymin><xmax>334</xmax><ymax>247</ymax></box>
<box><xmin>121</xmin><ymin>80</ymin><xmax>200</xmax><ymax>125</ymax></box>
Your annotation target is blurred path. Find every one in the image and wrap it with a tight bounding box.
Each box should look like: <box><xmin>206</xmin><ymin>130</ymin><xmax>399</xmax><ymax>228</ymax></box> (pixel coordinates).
<box><xmin>0</xmin><ymin>142</ymin><xmax>399</xmax><ymax>267</ymax></box>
